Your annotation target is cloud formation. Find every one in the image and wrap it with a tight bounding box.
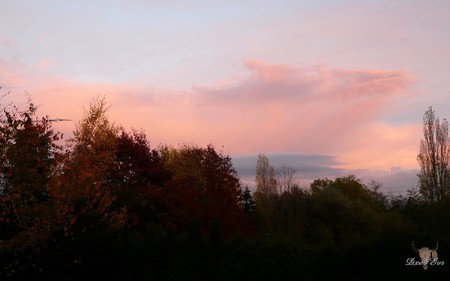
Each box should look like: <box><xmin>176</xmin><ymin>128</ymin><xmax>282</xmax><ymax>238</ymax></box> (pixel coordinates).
<box><xmin>231</xmin><ymin>153</ymin><xmax>418</xmax><ymax>194</ymax></box>
<box><xmin>169</xmin><ymin>60</ymin><xmax>417</xmax><ymax>171</ymax></box>
<box><xmin>2</xmin><ymin>1</ymin><xmax>447</xmax><ymax>193</ymax></box>
<box><xmin>232</xmin><ymin>153</ymin><xmax>348</xmax><ymax>187</ymax></box>
<box><xmin>1</xmin><ymin>59</ymin><xmax>419</xmax><ymax>175</ymax></box>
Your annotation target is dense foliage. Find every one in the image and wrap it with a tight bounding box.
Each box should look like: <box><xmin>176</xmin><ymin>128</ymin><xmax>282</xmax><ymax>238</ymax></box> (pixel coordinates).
<box><xmin>0</xmin><ymin>98</ymin><xmax>449</xmax><ymax>280</ymax></box>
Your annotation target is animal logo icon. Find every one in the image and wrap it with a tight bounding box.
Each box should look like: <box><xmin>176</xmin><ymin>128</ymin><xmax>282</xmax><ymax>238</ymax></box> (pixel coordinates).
<box><xmin>411</xmin><ymin>241</ymin><xmax>438</xmax><ymax>270</ymax></box>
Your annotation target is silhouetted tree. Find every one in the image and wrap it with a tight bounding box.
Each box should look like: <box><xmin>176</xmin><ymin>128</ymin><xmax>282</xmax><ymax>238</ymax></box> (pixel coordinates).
<box><xmin>0</xmin><ymin>100</ymin><xmax>63</xmax><ymax>278</ymax></box>
<box><xmin>254</xmin><ymin>153</ymin><xmax>277</xmax><ymax>202</ymax></box>
<box><xmin>240</xmin><ymin>186</ymin><xmax>256</xmax><ymax>214</ymax></box>
<box><xmin>276</xmin><ymin>165</ymin><xmax>296</xmax><ymax>194</ymax></box>
<box><xmin>310</xmin><ymin>178</ymin><xmax>333</xmax><ymax>193</ymax></box>
<box><xmin>52</xmin><ymin>97</ymin><xmax>126</xmax><ymax>244</ymax></box>
<box><xmin>160</xmin><ymin>144</ymin><xmax>248</xmax><ymax>235</ymax></box>
<box><xmin>7</xmin><ymin>94</ymin><xmax>450</xmax><ymax>280</ymax></box>
<box><xmin>309</xmin><ymin>176</ymin><xmax>383</xmax><ymax>248</ymax></box>
<box><xmin>417</xmin><ymin>106</ymin><xmax>450</xmax><ymax>202</ymax></box>
<box><xmin>109</xmin><ymin>129</ymin><xmax>172</xmax><ymax>236</ymax></box>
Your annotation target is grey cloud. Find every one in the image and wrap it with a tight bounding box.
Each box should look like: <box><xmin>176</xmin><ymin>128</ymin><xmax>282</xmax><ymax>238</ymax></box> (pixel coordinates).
<box><xmin>232</xmin><ymin>153</ymin><xmax>418</xmax><ymax>195</ymax></box>
<box><xmin>231</xmin><ymin>153</ymin><xmax>350</xmax><ymax>187</ymax></box>
<box><xmin>360</xmin><ymin>168</ymin><xmax>419</xmax><ymax>195</ymax></box>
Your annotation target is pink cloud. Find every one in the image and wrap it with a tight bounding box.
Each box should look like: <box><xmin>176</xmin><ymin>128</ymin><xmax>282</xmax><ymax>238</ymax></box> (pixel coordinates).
<box><xmin>193</xmin><ymin>60</ymin><xmax>414</xmax><ymax>108</ymax></box>
<box><xmin>1</xmin><ymin>59</ymin><xmax>419</xmax><ymax>171</ymax></box>
<box><xmin>332</xmin><ymin>69</ymin><xmax>414</xmax><ymax>98</ymax></box>
<box><xmin>179</xmin><ymin>60</ymin><xmax>415</xmax><ymax>156</ymax></box>
<box><xmin>338</xmin><ymin>122</ymin><xmax>421</xmax><ymax>170</ymax></box>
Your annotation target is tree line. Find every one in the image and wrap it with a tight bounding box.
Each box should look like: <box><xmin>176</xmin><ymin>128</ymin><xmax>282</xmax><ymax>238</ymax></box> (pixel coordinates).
<box><xmin>0</xmin><ymin>97</ymin><xmax>449</xmax><ymax>280</ymax></box>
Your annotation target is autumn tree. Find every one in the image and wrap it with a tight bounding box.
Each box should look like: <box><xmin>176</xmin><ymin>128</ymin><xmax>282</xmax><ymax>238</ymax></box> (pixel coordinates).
<box><xmin>254</xmin><ymin>153</ymin><xmax>277</xmax><ymax>202</ymax></box>
<box><xmin>113</xmin><ymin>129</ymin><xmax>170</xmax><ymax>189</ymax></box>
<box><xmin>160</xmin><ymin>144</ymin><xmax>247</xmax><ymax>235</ymax></box>
<box><xmin>0</xmin><ymin>100</ymin><xmax>63</xmax><ymax>277</ymax></box>
<box><xmin>417</xmin><ymin>106</ymin><xmax>450</xmax><ymax>202</ymax></box>
<box><xmin>252</xmin><ymin>154</ymin><xmax>277</xmax><ymax>234</ymax></box>
<box><xmin>109</xmin><ymin>129</ymin><xmax>172</xmax><ymax>235</ymax></box>
<box><xmin>52</xmin><ymin>97</ymin><xmax>125</xmax><ymax>242</ymax></box>
<box><xmin>0</xmin><ymin>101</ymin><xmax>62</xmax><ymax>240</ymax></box>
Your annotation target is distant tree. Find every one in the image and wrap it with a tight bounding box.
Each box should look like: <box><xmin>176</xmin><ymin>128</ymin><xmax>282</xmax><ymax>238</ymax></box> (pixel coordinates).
<box><xmin>406</xmin><ymin>187</ymin><xmax>424</xmax><ymax>205</ymax></box>
<box><xmin>366</xmin><ymin>179</ymin><xmax>389</xmax><ymax>209</ymax></box>
<box><xmin>310</xmin><ymin>178</ymin><xmax>333</xmax><ymax>193</ymax></box>
<box><xmin>254</xmin><ymin>153</ymin><xmax>277</xmax><ymax>203</ymax></box>
<box><xmin>310</xmin><ymin>176</ymin><xmax>383</xmax><ymax>248</ymax></box>
<box><xmin>240</xmin><ymin>185</ymin><xmax>256</xmax><ymax>214</ymax></box>
<box><xmin>417</xmin><ymin>106</ymin><xmax>450</xmax><ymax>202</ymax></box>
<box><xmin>310</xmin><ymin>175</ymin><xmax>379</xmax><ymax>207</ymax></box>
<box><xmin>270</xmin><ymin>185</ymin><xmax>310</xmax><ymax>235</ymax></box>
<box><xmin>276</xmin><ymin>165</ymin><xmax>296</xmax><ymax>194</ymax></box>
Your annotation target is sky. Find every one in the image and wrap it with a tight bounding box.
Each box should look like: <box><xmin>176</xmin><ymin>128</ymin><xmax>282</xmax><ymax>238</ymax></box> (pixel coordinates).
<box><xmin>1</xmin><ymin>0</ymin><xmax>450</xmax><ymax>193</ymax></box>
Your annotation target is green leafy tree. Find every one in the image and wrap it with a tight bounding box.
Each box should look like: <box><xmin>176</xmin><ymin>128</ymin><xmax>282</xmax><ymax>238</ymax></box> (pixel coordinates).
<box><xmin>309</xmin><ymin>176</ymin><xmax>383</xmax><ymax>249</ymax></box>
<box><xmin>311</xmin><ymin>175</ymin><xmax>379</xmax><ymax>207</ymax></box>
